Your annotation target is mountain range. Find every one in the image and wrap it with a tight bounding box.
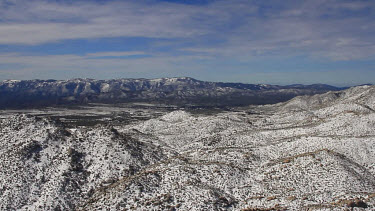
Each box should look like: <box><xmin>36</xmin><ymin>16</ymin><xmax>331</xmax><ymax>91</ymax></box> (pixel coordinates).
<box><xmin>0</xmin><ymin>77</ymin><xmax>343</xmax><ymax>108</ymax></box>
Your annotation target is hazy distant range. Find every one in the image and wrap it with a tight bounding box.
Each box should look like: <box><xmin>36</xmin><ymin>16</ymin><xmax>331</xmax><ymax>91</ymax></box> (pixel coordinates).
<box><xmin>0</xmin><ymin>77</ymin><xmax>345</xmax><ymax>108</ymax></box>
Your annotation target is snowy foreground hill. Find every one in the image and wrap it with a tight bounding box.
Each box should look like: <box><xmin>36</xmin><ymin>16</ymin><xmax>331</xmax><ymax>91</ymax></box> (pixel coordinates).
<box><xmin>1</xmin><ymin>85</ymin><xmax>375</xmax><ymax>210</ymax></box>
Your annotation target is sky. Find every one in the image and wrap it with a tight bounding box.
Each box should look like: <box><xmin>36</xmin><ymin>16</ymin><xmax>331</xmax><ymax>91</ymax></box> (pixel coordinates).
<box><xmin>0</xmin><ymin>0</ymin><xmax>375</xmax><ymax>86</ymax></box>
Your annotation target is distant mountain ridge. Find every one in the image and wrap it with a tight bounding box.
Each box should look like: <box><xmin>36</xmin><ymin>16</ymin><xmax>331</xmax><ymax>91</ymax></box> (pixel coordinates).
<box><xmin>0</xmin><ymin>77</ymin><xmax>344</xmax><ymax>108</ymax></box>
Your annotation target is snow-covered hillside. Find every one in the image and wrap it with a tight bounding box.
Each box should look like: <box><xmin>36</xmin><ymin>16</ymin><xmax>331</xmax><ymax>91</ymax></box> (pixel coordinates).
<box><xmin>1</xmin><ymin>85</ymin><xmax>375</xmax><ymax>210</ymax></box>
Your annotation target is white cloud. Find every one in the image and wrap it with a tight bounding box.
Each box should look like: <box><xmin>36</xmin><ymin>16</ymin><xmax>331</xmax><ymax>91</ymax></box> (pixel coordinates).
<box><xmin>85</xmin><ymin>51</ymin><xmax>147</xmax><ymax>58</ymax></box>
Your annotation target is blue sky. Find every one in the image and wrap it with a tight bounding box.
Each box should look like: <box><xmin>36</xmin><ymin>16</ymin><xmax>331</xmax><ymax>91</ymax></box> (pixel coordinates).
<box><xmin>0</xmin><ymin>0</ymin><xmax>375</xmax><ymax>86</ymax></box>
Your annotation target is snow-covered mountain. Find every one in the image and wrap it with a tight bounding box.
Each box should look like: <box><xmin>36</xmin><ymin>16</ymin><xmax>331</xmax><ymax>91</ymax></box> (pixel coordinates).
<box><xmin>1</xmin><ymin>85</ymin><xmax>374</xmax><ymax>210</ymax></box>
<box><xmin>0</xmin><ymin>77</ymin><xmax>342</xmax><ymax>108</ymax></box>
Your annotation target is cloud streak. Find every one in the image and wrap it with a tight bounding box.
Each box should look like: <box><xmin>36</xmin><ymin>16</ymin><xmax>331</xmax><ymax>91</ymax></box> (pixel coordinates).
<box><xmin>0</xmin><ymin>0</ymin><xmax>210</xmax><ymax>44</ymax></box>
<box><xmin>0</xmin><ymin>51</ymin><xmax>212</xmax><ymax>80</ymax></box>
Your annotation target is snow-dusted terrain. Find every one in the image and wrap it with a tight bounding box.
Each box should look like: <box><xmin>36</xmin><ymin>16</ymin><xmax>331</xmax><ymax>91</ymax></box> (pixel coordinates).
<box><xmin>1</xmin><ymin>85</ymin><xmax>375</xmax><ymax>210</ymax></box>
